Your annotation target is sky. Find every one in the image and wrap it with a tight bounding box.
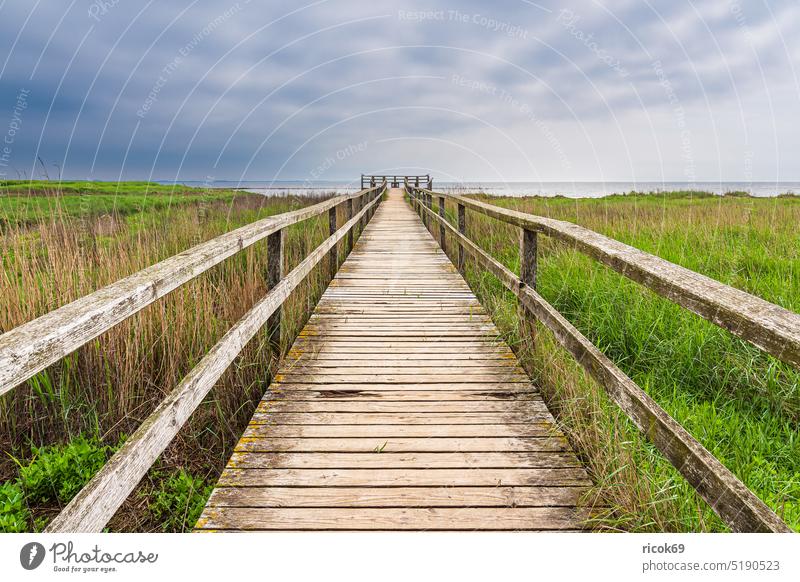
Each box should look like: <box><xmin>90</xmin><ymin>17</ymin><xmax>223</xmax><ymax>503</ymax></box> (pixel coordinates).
<box><xmin>0</xmin><ymin>0</ymin><xmax>798</xmax><ymax>184</ymax></box>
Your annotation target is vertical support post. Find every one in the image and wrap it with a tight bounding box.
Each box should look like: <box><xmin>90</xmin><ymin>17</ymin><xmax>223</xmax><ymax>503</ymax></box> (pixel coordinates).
<box><xmin>457</xmin><ymin>203</ymin><xmax>466</xmax><ymax>273</ymax></box>
<box><xmin>328</xmin><ymin>205</ymin><xmax>337</xmax><ymax>277</ymax></box>
<box><xmin>354</xmin><ymin>195</ymin><xmax>361</xmax><ymax>236</ymax></box>
<box><xmin>360</xmin><ymin>193</ymin><xmax>367</xmax><ymax>232</ymax></box>
<box><xmin>438</xmin><ymin>196</ymin><xmax>446</xmax><ymax>253</ymax></box>
<box><xmin>267</xmin><ymin>229</ymin><xmax>284</xmax><ymax>362</ymax></box>
<box><xmin>519</xmin><ymin>227</ymin><xmax>538</xmax><ymax>351</ymax></box>
<box><xmin>520</xmin><ymin>229</ymin><xmax>537</xmax><ymax>290</ymax></box>
<box><xmin>424</xmin><ymin>193</ymin><xmax>432</xmax><ymax>229</ymax></box>
<box><xmin>346</xmin><ymin>198</ymin><xmax>354</xmax><ymax>253</ymax></box>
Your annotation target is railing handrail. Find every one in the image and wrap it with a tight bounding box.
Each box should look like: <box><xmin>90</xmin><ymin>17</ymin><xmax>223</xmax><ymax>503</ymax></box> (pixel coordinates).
<box><xmin>0</xmin><ymin>185</ymin><xmax>385</xmax><ymax>397</ymax></box>
<box><xmin>412</xmin><ymin>187</ymin><xmax>800</xmax><ymax>370</ymax></box>
<box><xmin>406</xmin><ymin>185</ymin><xmax>792</xmax><ymax>533</ymax></box>
<box><xmin>43</xmin><ymin>183</ymin><xmax>386</xmax><ymax>532</ymax></box>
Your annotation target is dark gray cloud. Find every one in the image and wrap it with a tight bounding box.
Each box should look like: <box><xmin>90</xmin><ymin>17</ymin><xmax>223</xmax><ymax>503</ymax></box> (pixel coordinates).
<box><xmin>0</xmin><ymin>0</ymin><xmax>798</xmax><ymax>182</ymax></box>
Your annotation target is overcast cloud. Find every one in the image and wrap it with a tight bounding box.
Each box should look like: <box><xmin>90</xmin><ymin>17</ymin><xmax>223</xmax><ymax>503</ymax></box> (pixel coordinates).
<box><xmin>0</xmin><ymin>0</ymin><xmax>798</xmax><ymax>183</ymax></box>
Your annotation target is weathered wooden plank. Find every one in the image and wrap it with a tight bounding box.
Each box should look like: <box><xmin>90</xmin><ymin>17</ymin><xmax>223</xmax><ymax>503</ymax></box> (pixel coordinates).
<box><xmin>285</xmin><ymin>352</ymin><xmax>516</xmax><ymax>362</ymax></box>
<box><xmin>290</xmin><ymin>342</ymin><xmax>512</xmax><ymax>351</ymax></box>
<box><xmin>284</xmin><ymin>361</ymin><xmax>519</xmax><ymax>369</ymax></box>
<box><xmin>270</xmin><ymin>382</ymin><xmax>534</xmax><ymax>392</ymax></box>
<box><xmin>241</xmin><ymin>424</ymin><xmax>556</xmax><ymax>438</ymax></box>
<box><xmin>248</xmin><ymin>411</ymin><xmax>552</xmax><ymax>425</ymax></box>
<box><xmin>217</xmin><ymin>467</ymin><xmax>590</xmax><ymax>487</ymax></box>
<box><xmin>273</xmin><ymin>374</ymin><xmax>531</xmax><ymax>384</ymax></box>
<box><xmin>205</xmin><ymin>486</ymin><xmax>589</xmax><ymax>508</ymax></box>
<box><xmin>234</xmin><ymin>436</ymin><xmax>570</xmax><ymax>453</ymax></box>
<box><xmin>195</xmin><ymin>507</ymin><xmax>591</xmax><ymax>531</ymax></box>
<box><xmin>266</xmin><ymin>390</ymin><xmax>541</xmax><ymax>401</ymax></box>
<box><xmin>259</xmin><ymin>400</ymin><xmax>548</xmax><ymax>413</ymax></box>
<box><xmin>227</xmin><ymin>451</ymin><xmax>581</xmax><ymax>469</ymax></box>
<box><xmin>297</xmin><ymin>330</ymin><xmax>502</xmax><ymax>338</ymax></box>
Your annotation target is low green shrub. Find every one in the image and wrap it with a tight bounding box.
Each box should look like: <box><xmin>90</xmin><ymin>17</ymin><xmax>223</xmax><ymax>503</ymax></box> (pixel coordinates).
<box><xmin>0</xmin><ymin>481</ymin><xmax>30</xmax><ymax>532</ymax></box>
<box><xmin>148</xmin><ymin>469</ymin><xmax>212</xmax><ymax>532</ymax></box>
<box><xmin>19</xmin><ymin>435</ymin><xmax>115</xmax><ymax>504</ymax></box>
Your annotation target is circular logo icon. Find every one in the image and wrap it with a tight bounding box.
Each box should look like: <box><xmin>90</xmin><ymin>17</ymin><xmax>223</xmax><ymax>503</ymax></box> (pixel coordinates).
<box><xmin>20</xmin><ymin>542</ymin><xmax>46</xmax><ymax>570</ymax></box>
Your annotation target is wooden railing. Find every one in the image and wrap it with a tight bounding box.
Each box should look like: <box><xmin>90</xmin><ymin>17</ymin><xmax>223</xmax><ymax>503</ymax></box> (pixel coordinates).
<box><xmin>406</xmin><ymin>182</ymin><xmax>795</xmax><ymax>533</ymax></box>
<box><xmin>0</xmin><ymin>182</ymin><xmax>386</xmax><ymax>532</ymax></box>
<box><xmin>362</xmin><ymin>174</ymin><xmax>432</xmax><ymax>189</ymax></box>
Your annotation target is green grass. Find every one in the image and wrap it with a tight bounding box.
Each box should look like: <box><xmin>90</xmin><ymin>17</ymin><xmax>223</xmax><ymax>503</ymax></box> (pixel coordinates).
<box><xmin>0</xmin><ymin>482</ymin><xmax>29</xmax><ymax>532</ymax></box>
<box><xmin>432</xmin><ymin>191</ymin><xmax>800</xmax><ymax>531</ymax></box>
<box><xmin>147</xmin><ymin>469</ymin><xmax>213</xmax><ymax>533</ymax></box>
<box><xmin>0</xmin><ymin>434</ymin><xmax>123</xmax><ymax>532</ymax></box>
<box><xmin>0</xmin><ymin>433</ymin><xmax>214</xmax><ymax>532</ymax></box>
<box><xmin>0</xmin><ymin>179</ymin><xmax>216</xmax><ymax>195</ymax></box>
<box><xmin>0</xmin><ymin>180</ymin><xmax>240</xmax><ymax>228</ymax></box>
<box><xmin>17</xmin><ymin>434</ymin><xmax>120</xmax><ymax>505</ymax></box>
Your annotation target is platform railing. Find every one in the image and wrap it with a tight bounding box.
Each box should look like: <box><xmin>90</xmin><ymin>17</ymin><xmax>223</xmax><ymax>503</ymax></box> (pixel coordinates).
<box><xmin>406</xmin><ymin>183</ymin><xmax>794</xmax><ymax>533</ymax></box>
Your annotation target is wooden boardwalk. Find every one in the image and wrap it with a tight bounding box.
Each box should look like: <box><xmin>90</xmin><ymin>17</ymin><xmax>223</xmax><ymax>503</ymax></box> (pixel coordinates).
<box><xmin>196</xmin><ymin>189</ymin><xmax>593</xmax><ymax>531</ymax></box>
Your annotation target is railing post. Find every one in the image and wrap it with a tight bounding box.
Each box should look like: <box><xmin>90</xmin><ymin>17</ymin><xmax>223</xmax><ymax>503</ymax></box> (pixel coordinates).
<box><xmin>328</xmin><ymin>205</ymin><xmax>337</xmax><ymax>277</ymax></box>
<box><xmin>457</xmin><ymin>203</ymin><xmax>466</xmax><ymax>273</ymax></box>
<box><xmin>354</xmin><ymin>195</ymin><xmax>361</xmax><ymax>236</ymax></box>
<box><xmin>438</xmin><ymin>196</ymin><xmax>446</xmax><ymax>253</ymax></box>
<box><xmin>425</xmin><ymin>193</ymin><xmax>432</xmax><ymax>231</ymax></box>
<box><xmin>346</xmin><ymin>197</ymin><xmax>354</xmax><ymax>253</ymax></box>
<box><xmin>360</xmin><ymin>192</ymin><xmax>367</xmax><ymax>232</ymax></box>
<box><xmin>519</xmin><ymin>227</ymin><xmax>538</xmax><ymax>348</ymax></box>
<box><xmin>521</xmin><ymin>229</ymin><xmax>537</xmax><ymax>290</ymax></box>
<box><xmin>267</xmin><ymin>228</ymin><xmax>283</xmax><ymax>362</ymax></box>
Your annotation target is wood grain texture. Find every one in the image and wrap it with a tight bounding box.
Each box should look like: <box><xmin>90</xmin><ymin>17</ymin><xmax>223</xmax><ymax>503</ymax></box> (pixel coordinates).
<box><xmin>196</xmin><ymin>507</ymin><xmax>593</xmax><ymax>531</ymax></box>
<box><xmin>197</xmin><ymin>188</ymin><xmax>592</xmax><ymax>532</ymax></box>
<box><xmin>206</xmin><ymin>486</ymin><xmax>589</xmax><ymax>508</ymax></box>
